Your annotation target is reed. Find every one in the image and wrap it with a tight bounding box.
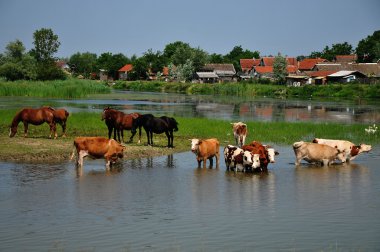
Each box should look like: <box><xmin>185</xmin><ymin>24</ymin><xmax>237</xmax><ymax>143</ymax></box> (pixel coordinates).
<box><xmin>0</xmin><ymin>79</ymin><xmax>110</xmax><ymax>98</ymax></box>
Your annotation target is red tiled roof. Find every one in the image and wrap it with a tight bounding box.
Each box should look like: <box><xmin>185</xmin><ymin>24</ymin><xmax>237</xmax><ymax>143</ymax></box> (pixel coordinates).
<box><xmin>255</xmin><ymin>66</ymin><xmax>273</xmax><ymax>73</ymax></box>
<box><xmin>286</xmin><ymin>57</ymin><xmax>297</xmax><ymax>66</ymax></box>
<box><xmin>308</xmin><ymin>70</ymin><xmax>337</xmax><ymax>77</ymax></box>
<box><xmin>261</xmin><ymin>57</ymin><xmax>275</xmax><ymax>66</ymax></box>
<box><xmin>240</xmin><ymin>59</ymin><xmax>261</xmax><ymax>71</ymax></box>
<box><xmin>118</xmin><ymin>64</ymin><xmax>133</xmax><ymax>72</ymax></box>
<box><xmin>298</xmin><ymin>58</ymin><xmax>326</xmax><ymax>70</ymax></box>
<box><xmin>287</xmin><ymin>65</ymin><xmax>298</xmax><ymax>73</ymax></box>
<box><xmin>335</xmin><ymin>55</ymin><xmax>357</xmax><ymax>62</ymax></box>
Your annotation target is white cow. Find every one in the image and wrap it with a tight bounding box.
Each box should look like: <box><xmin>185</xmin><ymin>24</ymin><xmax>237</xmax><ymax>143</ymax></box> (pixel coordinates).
<box><xmin>313</xmin><ymin>138</ymin><xmax>372</xmax><ymax>162</ymax></box>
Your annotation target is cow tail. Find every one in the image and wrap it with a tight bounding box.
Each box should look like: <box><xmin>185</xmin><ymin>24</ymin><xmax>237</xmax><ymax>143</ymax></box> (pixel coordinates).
<box><xmin>293</xmin><ymin>141</ymin><xmax>304</xmax><ymax>149</ymax></box>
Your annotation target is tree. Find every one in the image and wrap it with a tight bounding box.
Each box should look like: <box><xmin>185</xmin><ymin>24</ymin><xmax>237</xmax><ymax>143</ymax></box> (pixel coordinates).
<box><xmin>129</xmin><ymin>57</ymin><xmax>148</xmax><ymax>80</ymax></box>
<box><xmin>30</xmin><ymin>28</ymin><xmax>65</xmax><ymax>80</ymax></box>
<box><xmin>163</xmin><ymin>41</ymin><xmax>190</xmax><ymax>64</ymax></box>
<box><xmin>0</xmin><ymin>40</ymin><xmax>37</xmax><ymax>80</ymax></box>
<box><xmin>224</xmin><ymin>45</ymin><xmax>260</xmax><ymax>72</ymax></box>
<box><xmin>31</xmin><ymin>28</ymin><xmax>60</xmax><ymax>62</ymax></box>
<box><xmin>309</xmin><ymin>42</ymin><xmax>353</xmax><ymax>61</ymax></box>
<box><xmin>142</xmin><ymin>49</ymin><xmax>165</xmax><ymax>73</ymax></box>
<box><xmin>191</xmin><ymin>47</ymin><xmax>208</xmax><ymax>72</ymax></box>
<box><xmin>172</xmin><ymin>59</ymin><xmax>194</xmax><ymax>82</ymax></box>
<box><xmin>356</xmin><ymin>30</ymin><xmax>380</xmax><ymax>63</ymax></box>
<box><xmin>273</xmin><ymin>53</ymin><xmax>287</xmax><ymax>84</ymax></box>
<box><xmin>69</xmin><ymin>52</ymin><xmax>97</xmax><ymax>78</ymax></box>
<box><xmin>96</xmin><ymin>52</ymin><xmax>129</xmax><ymax>80</ymax></box>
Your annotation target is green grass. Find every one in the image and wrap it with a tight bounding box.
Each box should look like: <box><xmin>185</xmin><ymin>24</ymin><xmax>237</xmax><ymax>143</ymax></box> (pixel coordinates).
<box><xmin>0</xmin><ymin>79</ymin><xmax>111</xmax><ymax>98</ymax></box>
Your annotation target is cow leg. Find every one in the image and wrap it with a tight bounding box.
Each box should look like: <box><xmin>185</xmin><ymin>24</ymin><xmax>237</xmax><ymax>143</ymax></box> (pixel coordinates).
<box><xmin>78</xmin><ymin>150</ymin><xmax>88</xmax><ymax>168</ymax></box>
<box><xmin>208</xmin><ymin>157</ymin><xmax>213</xmax><ymax>168</ymax></box>
<box><xmin>197</xmin><ymin>158</ymin><xmax>202</xmax><ymax>168</ymax></box>
<box><xmin>23</xmin><ymin>122</ymin><xmax>28</xmax><ymax>137</ymax></box>
<box><xmin>105</xmin><ymin>159</ymin><xmax>111</xmax><ymax>171</ymax></box>
<box><xmin>216</xmin><ymin>153</ymin><xmax>220</xmax><ymax>168</ymax></box>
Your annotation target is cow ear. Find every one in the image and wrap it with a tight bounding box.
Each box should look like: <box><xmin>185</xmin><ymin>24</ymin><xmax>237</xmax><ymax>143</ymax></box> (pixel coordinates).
<box><xmin>275</xmin><ymin>151</ymin><xmax>279</xmax><ymax>155</ymax></box>
<box><xmin>198</xmin><ymin>140</ymin><xmax>203</xmax><ymax>144</ymax></box>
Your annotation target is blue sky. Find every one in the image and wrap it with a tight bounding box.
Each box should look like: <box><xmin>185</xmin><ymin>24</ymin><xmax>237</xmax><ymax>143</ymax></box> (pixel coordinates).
<box><xmin>0</xmin><ymin>0</ymin><xmax>379</xmax><ymax>58</ymax></box>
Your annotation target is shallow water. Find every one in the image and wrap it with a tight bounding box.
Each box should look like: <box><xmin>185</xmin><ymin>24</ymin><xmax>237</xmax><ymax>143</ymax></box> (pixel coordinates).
<box><xmin>1</xmin><ymin>146</ymin><xmax>379</xmax><ymax>251</ymax></box>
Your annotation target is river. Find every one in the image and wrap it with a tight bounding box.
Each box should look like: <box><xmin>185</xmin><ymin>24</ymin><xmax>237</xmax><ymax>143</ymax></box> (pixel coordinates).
<box><xmin>0</xmin><ymin>92</ymin><xmax>379</xmax><ymax>251</ymax></box>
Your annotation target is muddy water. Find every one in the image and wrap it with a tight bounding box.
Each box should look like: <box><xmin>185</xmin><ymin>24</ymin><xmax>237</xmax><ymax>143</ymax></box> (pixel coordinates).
<box><xmin>0</xmin><ymin>146</ymin><xmax>379</xmax><ymax>251</ymax></box>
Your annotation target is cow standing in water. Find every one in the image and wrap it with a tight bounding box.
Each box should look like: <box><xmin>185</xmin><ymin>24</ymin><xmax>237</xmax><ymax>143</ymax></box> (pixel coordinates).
<box><xmin>231</xmin><ymin>122</ymin><xmax>248</xmax><ymax>147</ymax></box>
<box><xmin>190</xmin><ymin>138</ymin><xmax>220</xmax><ymax>168</ymax></box>
<box><xmin>70</xmin><ymin>137</ymin><xmax>125</xmax><ymax>171</ymax></box>
<box><xmin>293</xmin><ymin>141</ymin><xmax>346</xmax><ymax>166</ymax></box>
<box><xmin>312</xmin><ymin>138</ymin><xmax>372</xmax><ymax>162</ymax></box>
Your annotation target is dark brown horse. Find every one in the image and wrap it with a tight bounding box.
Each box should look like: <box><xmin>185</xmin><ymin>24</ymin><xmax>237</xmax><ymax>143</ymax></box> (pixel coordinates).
<box><xmin>9</xmin><ymin>107</ymin><xmax>57</xmax><ymax>139</ymax></box>
<box><xmin>101</xmin><ymin>107</ymin><xmax>141</xmax><ymax>143</ymax></box>
<box><xmin>44</xmin><ymin>107</ymin><xmax>70</xmax><ymax>137</ymax></box>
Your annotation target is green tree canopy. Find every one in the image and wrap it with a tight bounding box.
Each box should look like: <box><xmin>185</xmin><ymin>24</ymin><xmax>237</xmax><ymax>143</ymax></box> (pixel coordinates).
<box><xmin>69</xmin><ymin>52</ymin><xmax>98</xmax><ymax>78</ymax></box>
<box><xmin>31</xmin><ymin>28</ymin><xmax>60</xmax><ymax>63</ymax></box>
<box><xmin>356</xmin><ymin>30</ymin><xmax>380</xmax><ymax>63</ymax></box>
<box><xmin>273</xmin><ymin>53</ymin><xmax>287</xmax><ymax>84</ymax></box>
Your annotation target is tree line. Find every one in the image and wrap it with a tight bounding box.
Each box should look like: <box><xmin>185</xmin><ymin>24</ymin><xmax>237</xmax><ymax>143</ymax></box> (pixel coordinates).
<box><xmin>0</xmin><ymin>28</ymin><xmax>379</xmax><ymax>82</ymax></box>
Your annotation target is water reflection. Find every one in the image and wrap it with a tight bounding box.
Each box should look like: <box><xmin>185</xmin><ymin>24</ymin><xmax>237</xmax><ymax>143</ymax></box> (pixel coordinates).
<box><xmin>1</xmin><ymin>92</ymin><xmax>380</xmax><ymax>123</ymax></box>
<box><xmin>10</xmin><ymin>163</ymin><xmax>67</xmax><ymax>186</ymax></box>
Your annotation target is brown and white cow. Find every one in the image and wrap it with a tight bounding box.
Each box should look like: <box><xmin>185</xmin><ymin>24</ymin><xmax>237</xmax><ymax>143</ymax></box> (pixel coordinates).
<box><xmin>312</xmin><ymin>138</ymin><xmax>372</xmax><ymax>162</ymax></box>
<box><xmin>224</xmin><ymin>145</ymin><xmax>260</xmax><ymax>172</ymax></box>
<box><xmin>70</xmin><ymin>137</ymin><xmax>125</xmax><ymax>170</ymax></box>
<box><xmin>190</xmin><ymin>138</ymin><xmax>220</xmax><ymax>168</ymax></box>
<box><xmin>242</xmin><ymin>141</ymin><xmax>279</xmax><ymax>172</ymax></box>
<box><xmin>293</xmin><ymin>141</ymin><xmax>346</xmax><ymax>166</ymax></box>
<box><xmin>231</xmin><ymin>122</ymin><xmax>248</xmax><ymax>147</ymax></box>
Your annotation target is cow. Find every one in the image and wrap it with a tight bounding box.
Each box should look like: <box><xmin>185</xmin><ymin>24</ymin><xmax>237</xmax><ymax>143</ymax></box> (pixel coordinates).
<box><xmin>242</xmin><ymin>141</ymin><xmax>279</xmax><ymax>172</ymax></box>
<box><xmin>224</xmin><ymin>145</ymin><xmax>260</xmax><ymax>172</ymax></box>
<box><xmin>312</xmin><ymin>138</ymin><xmax>372</xmax><ymax>162</ymax></box>
<box><xmin>70</xmin><ymin>137</ymin><xmax>125</xmax><ymax>170</ymax></box>
<box><xmin>292</xmin><ymin>141</ymin><xmax>346</xmax><ymax>166</ymax></box>
<box><xmin>190</xmin><ymin>138</ymin><xmax>220</xmax><ymax>168</ymax></box>
<box><xmin>231</xmin><ymin>122</ymin><xmax>248</xmax><ymax>147</ymax></box>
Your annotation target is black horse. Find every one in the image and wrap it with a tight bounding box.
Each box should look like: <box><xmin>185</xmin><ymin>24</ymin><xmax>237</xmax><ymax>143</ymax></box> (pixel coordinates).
<box><xmin>132</xmin><ymin>114</ymin><xmax>178</xmax><ymax>148</ymax></box>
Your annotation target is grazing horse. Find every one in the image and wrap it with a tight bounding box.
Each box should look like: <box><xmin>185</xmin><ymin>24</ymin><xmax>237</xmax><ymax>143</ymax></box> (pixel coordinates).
<box><xmin>44</xmin><ymin>107</ymin><xmax>70</xmax><ymax>137</ymax></box>
<box><xmin>9</xmin><ymin>107</ymin><xmax>57</xmax><ymax>139</ymax></box>
<box><xmin>132</xmin><ymin>114</ymin><xmax>179</xmax><ymax>148</ymax></box>
<box><xmin>102</xmin><ymin>107</ymin><xmax>141</xmax><ymax>143</ymax></box>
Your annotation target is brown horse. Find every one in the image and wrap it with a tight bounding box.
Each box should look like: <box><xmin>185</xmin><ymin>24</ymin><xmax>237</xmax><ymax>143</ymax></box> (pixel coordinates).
<box><xmin>101</xmin><ymin>107</ymin><xmax>141</xmax><ymax>143</ymax></box>
<box><xmin>9</xmin><ymin>107</ymin><xmax>57</xmax><ymax>139</ymax></box>
<box><xmin>44</xmin><ymin>107</ymin><xmax>70</xmax><ymax>137</ymax></box>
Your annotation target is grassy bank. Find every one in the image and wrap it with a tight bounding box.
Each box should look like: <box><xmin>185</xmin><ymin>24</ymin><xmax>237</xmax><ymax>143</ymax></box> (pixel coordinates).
<box><xmin>0</xmin><ymin>110</ymin><xmax>378</xmax><ymax>163</ymax></box>
<box><xmin>0</xmin><ymin>79</ymin><xmax>111</xmax><ymax>98</ymax></box>
<box><xmin>114</xmin><ymin>80</ymin><xmax>380</xmax><ymax>100</ymax></box>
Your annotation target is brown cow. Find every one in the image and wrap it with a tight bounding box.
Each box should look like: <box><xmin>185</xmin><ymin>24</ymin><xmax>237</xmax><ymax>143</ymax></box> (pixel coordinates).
<box><xmin>190</xmin><ymin>138</ymin><xmax>220</xmax><ymax>168</ymax></box>
<box><xmin>293</xmin><ymin>141</ymin><xmax>346</xmax><ymax>166</ymax></box>
<box><xmin>231</xmin><ymin>122</ymin><xmax>248</xmax><ymax>147</ymax></box>
<box><xmin>70</xmin><ymin>137</ymin><xmax>125</xmax><ymax>170</ymax></box>
<box><xmin>312</xmin><ymin>138</ymin><xmax>372</xmax><ymax>162</ymax></box>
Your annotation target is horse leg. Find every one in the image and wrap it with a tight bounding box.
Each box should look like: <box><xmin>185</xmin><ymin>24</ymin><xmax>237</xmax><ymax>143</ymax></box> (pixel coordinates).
<box><xmin>23</xmin><ymin>122</ymin><xmax>28</xmax><ymax>138</ymax></box>
<box><xmin>50</xmin><ymin>122</ymin><xmax>57</xmax><ymax>139</ymax></box>
<box><xmin>129</xmin><ymin>129</ymin><xmax>136</xmax><ymax>143</ymax></box>
<box><xmin>149</xmin><ymin>131</ymin><xmax>153</xmax><ymax>146</ymax></box>
<box><xmin>61</xmin><ymin>122</ymin><xmax>67</xmax><ymax>137</ymax></box>
<box><xmin>138</xmin><ymin>126</ymin><xmax>142</xmax><ymax>144</ymax></box>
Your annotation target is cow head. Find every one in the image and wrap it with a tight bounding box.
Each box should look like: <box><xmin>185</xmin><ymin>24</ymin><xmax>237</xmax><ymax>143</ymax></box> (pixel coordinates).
<box><xmin>267</xmin><ymin>147</ymin><xmax>279</xmax><ymax>163</ymax></box>
<box><xmin>358</xmin><ymin>143</ymin><xmax>372</xmax><ymax>153</ymax></box>
<box><xmin>312</xmin><ymin>138</ymin><xmax>319</xmax><ymax>143</ymax></box>
<box><xmin>336</xmin><ymin>149</ymin><xmax>346</xmax><ymax>163</ymax></box>
<box><xmin>190</xmin><ymin>139</ymin><xmax>200</xmax><ymax>153</ymax></box>
<box><xmin>251</xmin><ymin>154</ymin><xmax>261</xmax><ymax>169</ymax></box>
<box><xmin>242</xmin><ymin>150</ymin><xmax>253</xmax><ymax>167</ymax></box>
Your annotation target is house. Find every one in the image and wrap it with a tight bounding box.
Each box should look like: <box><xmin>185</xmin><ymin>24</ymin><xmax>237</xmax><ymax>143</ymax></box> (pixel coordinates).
<box><xmin>118</xmin><ymin>64</ymin><xmax>133</xmax><ymax>80</ymax></box>
<box><xmin>99</xmin><ymin>69</ymin><xmax>108</xmax><ymax>81</ymax></box>
<box><xmin>313</xmin><ymin>63</ymin><xmax>343</xmax><ymax>72</ymax></box>
<box><xmin>308</xmin><ymin>71</ymin><xmax>337</xmax><ymax>85</ymax></box>
<box><xmin>286</xmin><ymin>75</ymin><xmax>310</xmax><ymax>86</ymax></box>
<box><xmin>334</xmin><ymin>55</ymin><xmax>357</xmax><ymax>63</ymax></box>
<box><xmin>260</xmin><ymin>57</ymin><xmax>275</xmax><ymax>66</ymax></box>
<box><xmin>240</xmin><ymin>58</ymin><xmax>261</xmax><ymax>74</ymax></box>
<box><xmin>202</xmin><ymin>64</ymin><xmax>237</xmax><ymax>82</ymax></box>
<box><xmin>253</xmin><ymin>66</ymin><xmax>274</xmax><ymax>79</ymax></box>
<box><xmin>298</xmin><ymin>58</ymin><xmax>327</xmax><ymax>73</ymax></box>
<box><xmin>327</xmin><ymin>70</ymin><xmax>367</xmax><ymax>83</ymax></box>
<box><xmin>195</xmin><ymin>72</ymin><xmax>219</xmax><ymax>83</ymax></box>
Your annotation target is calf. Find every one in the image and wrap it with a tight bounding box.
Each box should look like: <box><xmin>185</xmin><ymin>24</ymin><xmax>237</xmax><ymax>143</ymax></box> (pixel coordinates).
<box><xmin>293</xmin><ymin>141</ymin><xmax>345</xmax><ymax>166</ymax></box>
<box><xmin>190</xmin><ymin>138</ymin><xmax>220</xmax><ymax>168</ymax></box>
<box><xmin>70</xmin><ymin>137</ymin><xmax>125</xmax><ymax>170</ymax></box>
<box><xmin>231</xmin><ymin>122</ymin><xmax>248</xmax><ymax>147</ymax></box>
<box><xmin>224</xmin><ymin>145</ymin><xmax>260</xmax><ymax>172</ymax></box>
<box><xmin>312</xmin><ymin>138</ymin><xmax>372</xmax><ymax>162</ymax></box>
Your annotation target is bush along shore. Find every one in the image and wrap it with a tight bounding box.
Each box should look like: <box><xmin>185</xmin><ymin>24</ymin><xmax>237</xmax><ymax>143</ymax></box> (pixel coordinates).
<box><xmin>0</xmin><ymin>111</ymin><xmax>378</xmax><ymax>163</ymax></box>
<box><xmin>113</xmin><ymin>80</ymin><xmax>380</xmax><ymax>100</ymax></box>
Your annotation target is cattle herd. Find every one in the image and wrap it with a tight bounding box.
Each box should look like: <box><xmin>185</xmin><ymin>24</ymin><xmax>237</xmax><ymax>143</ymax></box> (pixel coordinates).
<box><xmin>9</xmin><ymin>107</ymin><xmax>373</xmax><ymax>172</ymax></box>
